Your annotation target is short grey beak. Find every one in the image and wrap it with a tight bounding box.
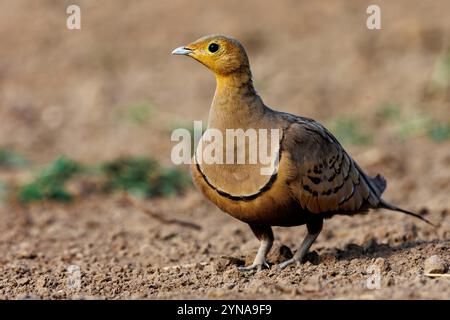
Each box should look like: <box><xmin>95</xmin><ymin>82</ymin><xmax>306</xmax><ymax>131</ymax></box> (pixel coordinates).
<box><xmin>171</xmin><ymin>46</ymin><xmax>193</xmax><ymax>55</ymax></box>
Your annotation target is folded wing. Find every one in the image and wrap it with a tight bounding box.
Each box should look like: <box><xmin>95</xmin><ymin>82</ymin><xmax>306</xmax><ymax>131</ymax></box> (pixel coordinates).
<box><xmin>284</xmin><ymin>118</ymin><xmax>385</xmax><ymax>214</ymax></box>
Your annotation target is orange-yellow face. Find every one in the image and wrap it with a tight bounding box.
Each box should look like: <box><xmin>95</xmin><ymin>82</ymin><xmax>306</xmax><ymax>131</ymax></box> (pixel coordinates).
<box><xmin>172</xmin><ymin>35</ymin><xmax>249</xmax><ymax>76</ymax></box>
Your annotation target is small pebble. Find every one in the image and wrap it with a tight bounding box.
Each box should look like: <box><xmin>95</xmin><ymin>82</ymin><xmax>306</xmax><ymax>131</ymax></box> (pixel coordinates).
<box><xmin>17</xmin><ymin>278</ymin><xmax>30</xmax><ymax>286</ymax></box>
<box><xmin>424</xmin><ymin>255</ymin><xmax>447</xmax><ymax>274</ymax></box>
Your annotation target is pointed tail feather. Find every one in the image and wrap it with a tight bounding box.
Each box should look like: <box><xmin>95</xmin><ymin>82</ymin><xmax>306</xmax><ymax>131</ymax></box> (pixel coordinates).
<box><xmin>371</xmin><ymin>174</ymin><xmax>387</xmax><ymax>194</ymax></box>
<box><xmin>379</xmin><ymin>200</ymin><xmax>436</xmax><ymax>227</ymax></box>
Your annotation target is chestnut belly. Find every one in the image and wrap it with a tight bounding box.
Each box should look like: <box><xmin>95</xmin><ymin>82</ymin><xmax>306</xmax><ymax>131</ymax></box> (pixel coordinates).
<box><xmin>191</xmin><ymin>163</ymin><xmax>310</xmax><ymax>227</ymax></box>
<box><xmin>216</xmin><ymin>194</ymin><xmax>309</xmax><ymax>227</ymax></box>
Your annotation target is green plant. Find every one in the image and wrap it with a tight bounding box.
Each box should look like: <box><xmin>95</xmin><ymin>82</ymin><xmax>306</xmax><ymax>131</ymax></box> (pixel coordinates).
<box><xmin>428</xmin><ymin>48</ymin><xmax>450</xmax><ymax>93</ymax></box>
<box><xmin>101</xmin><ymin>157</ymin><xmax>191</xmax><ymax>198</ymax></box>
<box><xmin>0</xmin><ymin>181</ymin><xmax>7</xmax><ymax>203</ymax></box>
<box><xmin>394</xmin><ymin>112</ymin><xmax>433</xmax><ymax>140</ymax></box>
<box><xmin>428</xmin><ymin>120</ymin><xmax>450</xmax><ymax>142</ymax></box>
<box><xmin>121</xmin><ymin>101</ymin><xmax>153</xmax><ymax>125</ymax></box>
<box><xmin>0</xmin><ymin>148</ymin><xmax>29</xmax><ymax>168</ymax></box>
<box><xmin>376</xmin><ymin>101</ymin><xmax>401</xmax><ymax>121</ymax></box>
<box><xmin>18</xmin><ymin>157</ymin><xmax>83</xmax><ymax>203</ymax></box>
<box><xmin>14</xmin><ymin>155</ymin><xmax>192</xmax><ymax>204</ymax></box>
<box><xmin>330</xmin><ymin>117</ymin><xmax>373</xmax><ymax>146</ymax></box>
<box><xmin>391</xmin><ymin>112</ymin><xmax>450</xmax><ymax>142</ymax></box>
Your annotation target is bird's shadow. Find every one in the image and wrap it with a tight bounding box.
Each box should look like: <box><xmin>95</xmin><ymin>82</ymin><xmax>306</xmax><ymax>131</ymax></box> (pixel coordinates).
<box><xmin>310</xmin><ymin>238</ymin><xmax>448</xmax><ymax>264</ymax></box>
<box><xmin>219</xmin><ymin>238</ymin><xmax>448</xmax><ymax>269</ymax></box>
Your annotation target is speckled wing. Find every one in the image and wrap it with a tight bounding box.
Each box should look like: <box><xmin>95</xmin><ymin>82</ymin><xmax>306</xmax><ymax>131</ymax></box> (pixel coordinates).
<box><xmin>283</xmin><ymin>118</ymin><xmax>386</xmax><ymax>214</ymax></box>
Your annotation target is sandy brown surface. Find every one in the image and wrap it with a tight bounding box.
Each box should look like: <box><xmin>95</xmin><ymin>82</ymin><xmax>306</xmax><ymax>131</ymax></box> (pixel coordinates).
<box><xmin>0</xmin><ymin>0</ymin><xmax>449</xmax><ymax>299</ymax></box>
<box><xmin>0</xmin><ymin>189</ymin><xmax>449</xmax><ymax>300</ymax></box>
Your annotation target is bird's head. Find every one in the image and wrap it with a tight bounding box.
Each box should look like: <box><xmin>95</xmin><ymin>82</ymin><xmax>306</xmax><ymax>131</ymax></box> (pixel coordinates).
<box><xmin>172</xmin><ymin>35</ymin><xmax>250</xmax><ymax>76</ymax></box>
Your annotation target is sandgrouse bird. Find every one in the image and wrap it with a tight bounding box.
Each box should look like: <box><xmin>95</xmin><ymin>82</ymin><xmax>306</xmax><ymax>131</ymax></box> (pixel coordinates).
<box><xmin>172</xmin><ymin>35</ymin><xmax>432</xmax><ymax>271</ymax></box>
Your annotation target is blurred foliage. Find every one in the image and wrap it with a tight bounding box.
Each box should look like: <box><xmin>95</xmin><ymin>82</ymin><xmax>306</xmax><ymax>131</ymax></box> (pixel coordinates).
<box><xmin>376</xmin><ymin>102</ymin><xmax>450</xmax><ymax>142</ymax></box>
<box><xmin>426</xmin><ymin>47</ymin><xmax>450</xmax><ymax>96</ymax></box>
<box><xmin>394</xmin><ymin>112</ymin><xmax>433</xmax><ymax>140</ymax></box>
<box><xmin>18</xmin><ymin>157</ymin><xmax>83</xmax><ymax>203</ymax></box>
<box><xmin>15</xmin><ymin>156</ymin><xmax>192</xmax><ymax>204</ymax></box>
<box><xmin>428</xmin><ymin>120</ymin><xmax>450</xmax><ymax>142</ymax></box>
<box><xmin>376</xmin><ymin>101</ymin><xmax>401</xmax><ymax>121</ymax></box>
<box><xmin>121</xmin><ymin>101</ymin><xmax>153</xmax><ymax>125</ymax></box>
<box><xmin>0</xmin><ymin>181</ymin><xmax>7</xmax><ymax>203</ymax></box>
<box><xmin>101</xmin><ymin>157</ymin><xmax>191</xmax><ymax>198</ymax></box>
<box><xmin>0</xmin><ymin>148</ymin><xmax>29</xmax><ymax>168</ymax></box>
<box><xmin>330</xmin><ymin>117</ymin><xmax>373</xmax><ymax>145</ymax></box>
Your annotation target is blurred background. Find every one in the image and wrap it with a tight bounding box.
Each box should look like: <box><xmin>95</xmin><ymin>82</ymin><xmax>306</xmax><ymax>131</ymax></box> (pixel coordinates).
<box><xmin>0</xmin><ymin>0</ymin><xmax>449</xmax><ymax>299</ymax></box>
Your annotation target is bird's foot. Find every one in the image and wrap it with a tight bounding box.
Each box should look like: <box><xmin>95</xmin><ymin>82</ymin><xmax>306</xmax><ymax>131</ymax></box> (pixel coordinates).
<box><xmin>238</xmin><ymin>260</ymin><xmax>270</xmax><ymax>272</ymax></box>
<box><xmin>278</xmin><ymin>258</ymin><xmax>301</xmax><ymax>270</ymax></box>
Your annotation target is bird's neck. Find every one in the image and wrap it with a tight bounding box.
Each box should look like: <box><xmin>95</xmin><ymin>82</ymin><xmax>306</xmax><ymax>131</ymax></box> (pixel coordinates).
<box><xmin>209</xmin><ymin>69</ymin><xmax>266</xmax><ymax>129</ymax></box>
<box><xmin>215</xmin><ymin>69</ymin><xmax>255</xmax><ymax>97</ymax></box>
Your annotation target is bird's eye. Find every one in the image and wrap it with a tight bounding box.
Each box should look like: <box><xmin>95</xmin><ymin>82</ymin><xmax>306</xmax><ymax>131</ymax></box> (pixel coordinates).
<box><xmin>208</xmin><ymin>43</ymin><xmax>220</xmax><ymax>53</ymax></box>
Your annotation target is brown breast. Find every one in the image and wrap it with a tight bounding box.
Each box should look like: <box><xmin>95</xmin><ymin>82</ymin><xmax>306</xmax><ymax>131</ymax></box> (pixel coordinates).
<box><xmin>191</xmin><ymin>147</ymin><xmax>308</xmax><ymax>227</ymax></box>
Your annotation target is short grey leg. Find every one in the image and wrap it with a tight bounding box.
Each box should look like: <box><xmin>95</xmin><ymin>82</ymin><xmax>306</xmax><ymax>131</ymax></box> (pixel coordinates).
<box><xmin>238</xmin><ymin>224</ymin><xmax>274</xmax><ymax>272</ymax></box>
<box><xmin>278</xmin><ymin>218</ymin><xmax>323</xmax><ymax>270</ymax></box>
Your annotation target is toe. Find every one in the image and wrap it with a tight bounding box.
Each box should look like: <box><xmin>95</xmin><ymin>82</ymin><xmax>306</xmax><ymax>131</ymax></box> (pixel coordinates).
<box><xmin>278</xmin><ymin>258</ymin><xmax>298</xmax><ymax>270</ymax></box>
<box><xmin>238</xmin><ymin>261</ymin><xmax>270</xmax><ymax>272</ymax></box>
<box><xmin>238</xmin><ymin>264</ymin><xmax>257</xmax><ymax>272</ymax></box>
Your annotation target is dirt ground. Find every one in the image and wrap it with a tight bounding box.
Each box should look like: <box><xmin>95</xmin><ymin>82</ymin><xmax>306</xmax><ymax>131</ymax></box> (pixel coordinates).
<box><xmin>0</xmin><ymin>0</ymin><xmax>449</xmax><ymax>299</ymax></box>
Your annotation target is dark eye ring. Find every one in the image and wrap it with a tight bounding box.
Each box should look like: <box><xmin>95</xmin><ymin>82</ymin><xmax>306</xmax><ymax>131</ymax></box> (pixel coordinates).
<box><xmin>208</xmin><ymin>43</ymin><xmax>220</xmax><ymax>53</ymax></box>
